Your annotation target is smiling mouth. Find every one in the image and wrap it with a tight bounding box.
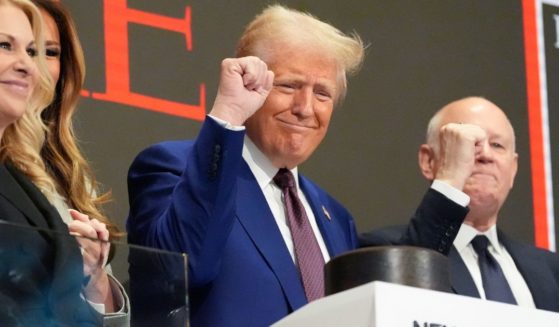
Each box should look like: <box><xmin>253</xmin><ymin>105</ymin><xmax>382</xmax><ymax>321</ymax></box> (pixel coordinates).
<box><xmin>0</xmin><ymin>81</ymin><xmax>31</xmax><ymax>97</ymax></box>
<box><xmin>276</xmin><ymin>119</ymin><xmax>316</xmax><ymax>130</ymax></box>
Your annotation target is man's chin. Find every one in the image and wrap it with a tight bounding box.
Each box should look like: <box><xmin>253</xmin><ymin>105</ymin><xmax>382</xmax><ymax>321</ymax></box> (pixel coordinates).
<box><xmin>466</xmin><ymin>190</ymin><xmax>501</xmax><ymax>212</ymax></box>
<box><xmin>464</xmin><ymin>179</ymin><xmax>498</xmax><ymax>193</ymax></box>
<box><xmin>270</xmin><ymin>149</ymin><xmax>310</xmax><ymax>169</ymax></box>
<box><xmin>467</xmin><ymin>174</ymin><xmax>498</xmax><ymax>185</ymax></box>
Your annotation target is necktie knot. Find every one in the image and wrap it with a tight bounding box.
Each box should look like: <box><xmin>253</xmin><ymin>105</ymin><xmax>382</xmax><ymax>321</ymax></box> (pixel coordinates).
<box><xmin>274</xmin><ymin>168</ymin><xmax>295</xmax><ymax>189</ymax></box>
<box><xmin>471</xmin><ymin>235</ymin><xmax>490</xmax><ymax>255</ymax></box>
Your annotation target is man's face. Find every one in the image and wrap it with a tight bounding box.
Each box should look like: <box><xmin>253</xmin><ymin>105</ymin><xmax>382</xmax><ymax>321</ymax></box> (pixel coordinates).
<box><xmin>245</xmin><ymin>47</ymin><xmax>339</xmax><ymax>169</ymax></box>
<box><xmin>436</xmin><ymin>100</ymin><xmax>518</xmax><ymax>213</ymax></box>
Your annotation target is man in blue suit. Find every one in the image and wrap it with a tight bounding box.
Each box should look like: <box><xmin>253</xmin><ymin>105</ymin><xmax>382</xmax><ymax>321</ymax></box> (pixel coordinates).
<box><xmin>125</xmin><ymin>5</ymin><xmax>472</xmax><ymax>326</ymax></box>
<box><xmin>126</xmin><ymin>5</ymin><xmax>366</xmax><ymax>327</ymax></box>
<box><xmin>361</xmin><ymin>97</ymin><xmax>559</xmax><ymax>312</ymax></box>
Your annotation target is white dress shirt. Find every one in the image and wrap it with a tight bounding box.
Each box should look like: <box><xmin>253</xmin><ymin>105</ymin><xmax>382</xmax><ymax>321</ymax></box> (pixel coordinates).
<box><xmin>430</xmin><ymin>179</ymin><xmax>535</xmax><ymax>307</ymax></box>
<box><xmin>454</xmin><ymin>224</ymin><xmax>535</xmax><ymax>307</ymax></box>
<box><xmin>242</xmin><ymin>137</ymin><xmax>331</xmax><ymax>264</ymax></box>
<box><xmin>208</xmin><ymin>114</ymin><xmax>331</xmax><ymax>264</ymax></box>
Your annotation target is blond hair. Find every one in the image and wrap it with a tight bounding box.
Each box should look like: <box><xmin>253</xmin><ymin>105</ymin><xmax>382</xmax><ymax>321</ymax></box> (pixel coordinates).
<box><xmin>31</xmin><ymin>0</ymin><xmax>120</xmax><ymax>238</ymax></box>
<box><xmin>236</xmin><ymin>5</ymin><xmax>365</xmax><ymax>102</ymax></box>
<box><xmin>0</xmin><ymin>0</ymin><xmax>54</xmax><ymax>196</ymax></box>
<box><xmin>0</xmin><ymin>0</ymin><xmax>120</xmax><ymax>238</ymax></box>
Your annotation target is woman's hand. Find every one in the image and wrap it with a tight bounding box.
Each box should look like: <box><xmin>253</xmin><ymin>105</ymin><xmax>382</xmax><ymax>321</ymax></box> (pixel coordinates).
<box><xmin>68</xmin><ymin>209</ymin><xmax>115</xmax><ymax>312</ymax></box>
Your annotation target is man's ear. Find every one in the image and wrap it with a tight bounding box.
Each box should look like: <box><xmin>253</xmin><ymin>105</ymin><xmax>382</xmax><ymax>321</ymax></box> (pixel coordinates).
<box><xmin>510</xmin><ymin>152</ymin><xmax>518</xmax><ymax>188</ymax></box>
<box><xmin>418</xmin><ymin>144</ymin><xmax>435</xmax><ymax>181</ymax></box>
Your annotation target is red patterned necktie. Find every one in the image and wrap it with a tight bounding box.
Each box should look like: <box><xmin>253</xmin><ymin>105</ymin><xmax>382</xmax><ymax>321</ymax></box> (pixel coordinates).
<box><xmin>274</xmin><ymin>168</ymin><xmax>325</xmax><ymax>301</ymax></box>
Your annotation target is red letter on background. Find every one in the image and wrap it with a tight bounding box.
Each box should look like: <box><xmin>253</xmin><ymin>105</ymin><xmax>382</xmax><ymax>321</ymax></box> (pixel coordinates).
<box><xmin>91</xmin><ymin>0</ymin><xmax>205</xmax><ymax>121</ymax></box>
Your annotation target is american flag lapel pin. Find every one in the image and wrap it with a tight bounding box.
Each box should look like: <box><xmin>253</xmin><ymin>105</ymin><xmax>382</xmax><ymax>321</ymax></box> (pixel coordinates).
<box><xmin>322</xmin><ymin>205</ymin><xmax>332</xmax><ymax>221</ymax></box>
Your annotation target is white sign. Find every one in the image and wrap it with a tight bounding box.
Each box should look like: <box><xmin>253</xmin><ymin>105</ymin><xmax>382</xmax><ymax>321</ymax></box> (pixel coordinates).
<box><xmin>273</xmin><ymin>281</ymin><xmax>559</xmax><ymax>327</ymax></box>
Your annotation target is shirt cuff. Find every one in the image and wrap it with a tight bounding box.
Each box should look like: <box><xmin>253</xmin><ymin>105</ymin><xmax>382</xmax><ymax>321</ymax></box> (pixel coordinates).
<box><xmin>431</xmin><ymin>179</ymin><xmax>470</xmax><ymax>207</ymax></box>
<box><xmin>87</xmin><ymin>299</ymin><xmax>105</xmax><ymax>314</ymax></box>
<box><xmin>85</xmin><ymin>275</ymin><xmax>126</xmax><ymax>315</ymax></box>
<box><xmin>207</xmin><ymin>114</ymin><xmax>245</xmax><ymax>131</ymax></box>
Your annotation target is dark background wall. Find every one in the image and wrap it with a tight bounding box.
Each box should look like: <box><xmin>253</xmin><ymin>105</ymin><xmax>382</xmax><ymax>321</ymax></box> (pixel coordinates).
<box><xmin>61</xmin><ymin>0</ymin><xmax>543</xmax><ymax>248</ymax></box>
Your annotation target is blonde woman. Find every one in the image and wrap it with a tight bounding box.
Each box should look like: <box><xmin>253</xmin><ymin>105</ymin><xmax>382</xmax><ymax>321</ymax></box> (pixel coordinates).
<box><xmin>0</xmin><ymin>0</ymin><xmax>125</xmax><ymax>325</ymax></box>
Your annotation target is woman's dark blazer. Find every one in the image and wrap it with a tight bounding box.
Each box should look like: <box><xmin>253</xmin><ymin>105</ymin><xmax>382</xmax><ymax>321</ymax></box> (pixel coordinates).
<box><xmin>0</xmin><ymin>163</ymin><xmax>100</xmax><ymax>326</ymax></box>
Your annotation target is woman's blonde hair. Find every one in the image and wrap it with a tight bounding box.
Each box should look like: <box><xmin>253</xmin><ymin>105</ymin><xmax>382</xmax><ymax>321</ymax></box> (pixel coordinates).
<box><xmin>0</xmin><ymin>0</ymin><xmax>54</xmax><ymax>194</ymax></box>
<box><xmin>1</xmin><ymin>0</ymin><xmax>120</xmax><ymax>238</ymax></box>
<box><xmin>32</xmin><ymin>0</ymin><xmax>120</xmax><ymax>238</ymax></box>
<box><xmin>236</xmin><ymin>5</ymin><xmax>365</xmax><ymax>102</ymax></box>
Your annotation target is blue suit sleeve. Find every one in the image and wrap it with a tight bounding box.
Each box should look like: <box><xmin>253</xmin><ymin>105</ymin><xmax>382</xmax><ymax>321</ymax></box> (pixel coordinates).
<box><xmin>126</xmin><ymin>118</ymin><xmax>245</xmax><ymax>286</ymax></box>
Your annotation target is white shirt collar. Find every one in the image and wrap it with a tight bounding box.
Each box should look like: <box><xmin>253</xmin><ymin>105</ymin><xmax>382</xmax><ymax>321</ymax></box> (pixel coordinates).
<box><xmin>455</xmin><ymin>223</ymin><xmax>502</xmax><ymax>254</ymax></box>
<box><xmin>242</xmin><ymin>136</ymin><xmax>299</xmax><ymax>189</ymax></box>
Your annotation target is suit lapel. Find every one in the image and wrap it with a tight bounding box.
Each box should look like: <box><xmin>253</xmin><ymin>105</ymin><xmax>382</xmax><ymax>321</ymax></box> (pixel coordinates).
<box><xmin>0</xmin><ymin>164</ymin><xmax>49</xmax><ymax>229</ymax></box>
<box><xmin>449</xmin><ymin>246</ymin><xmax>480</xmax><ymax>298</ymax></box>
<box><xmin>500</xmin><ymin>231</ymin><xmax>559</xmax><ymax>312</ymax></box>
<box><xmin>5</xmin><ymin>165</ymin><xmax>66</xmax><ymax>233</ymax></box>
<box><xmin>5</xmin><ymin>164</ymin><xmax>81</xmax><ymax>263</ymax></box>
<box><xmin>4</xmin><ymin>165</ymin><xmax>91</xmax><ymax>321</ymax></box>
<box><xmin>298</xmin><ymin>177</ymin><xmax>345</xmax><ymax>258</ymax></box>
<box><xmin>235</xmin><ymin>162</ymin><xmax>307</xmax><ymax>311</ymax></box>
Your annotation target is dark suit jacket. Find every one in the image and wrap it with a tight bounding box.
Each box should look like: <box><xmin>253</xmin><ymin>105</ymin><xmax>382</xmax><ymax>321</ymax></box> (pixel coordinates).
<box><xmin>360</xmin><ymin>189</ymin><xmax>469</xmax><ymax>256</ymax></box>
<box><xmin>0</xmin><ymin>164</ymin><xmax>100</xmax><ymax>326</ymax></box>
<box><xmin>448</xmin><ymin>231</ymin><xmax>559</xmax><ymax>312</ymax></box>
<box><xmin>360</xmin><ymin>196</ymin><xmax>559</xmax><ymax>312</ymax></box>
<box><xmin>126</xmin><ymin>118</ymin><xmax>359</xmax><ymax>327</ymax></box>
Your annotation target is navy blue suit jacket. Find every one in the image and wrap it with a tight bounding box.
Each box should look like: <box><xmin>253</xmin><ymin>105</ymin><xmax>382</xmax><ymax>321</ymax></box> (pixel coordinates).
<box><xmin>448</xmin><ymin>231</ymin><xmax>559</xmax><ymax>312</ymax></box>
<box><xmin>127</xmin><ymin>118</ymin><xmax>358</xmax><ymax>326</ymax></box>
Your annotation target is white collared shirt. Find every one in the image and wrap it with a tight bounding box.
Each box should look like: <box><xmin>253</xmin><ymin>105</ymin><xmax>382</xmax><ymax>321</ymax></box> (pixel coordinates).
<box><xmin>242</xmin><ymin>137</ymin><xmax>331</xmax><ymax>264</ymax></box>
<box><xmin>454</xmin><ymin>224</ymin><xmax>535</xmax><ymax>307</ymax></box>
<box><xmin>208</xmin><ymin>114</ymin><xmax>331</xmax><ymax>263</ymax></box>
